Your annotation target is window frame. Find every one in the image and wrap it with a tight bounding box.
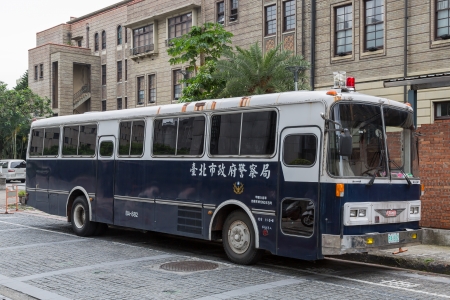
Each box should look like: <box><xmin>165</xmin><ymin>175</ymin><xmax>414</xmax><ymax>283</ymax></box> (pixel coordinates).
<box><xmin>364</xmin><ymin>0</ymin><xmax>384</xmax><ymax>52</ymax></box>
<box><xmin>34</xmin><ymin>65</ymin><xmax>38</xmax><ymax>81</ymax></box>
<box><xmin>29</xmin><ymin>127</ymin><xmax>61</xmax><ymax>157</ymax></box>
<box><xmin>125</xmin><ymin>59</ymin><xmax>128</xmax><ymax>81</ymax></box>
<box><xmin>208</xmin><ymin>109</ymin><xmax>278</xmax><ymax>158</ymax></box>
<box><xmin>102</xmin><ymin>100</ymin><xmax>106</xmax><ymax>111</ymax></box>
<box><xmin>117</xmin><ymin>98</ymin><xmax>123</xmax><ymax>110</ymax></box>
<box><xmin>61</xmin><ymin>123</ymin><xmax>98</xmax><ymax>158</ymax></box>
<box><xmin>282</xmin><ymin>133</ymin><xmax>318</xmax><ymax>168</ymax></box>
<box><xmin>335</xmin><ymin>4</ymin><xmax>353</xmax><ymax>57</ymax></box>
<box><xmin>101</xmin><ymin>30</ymin><xmax>106</xmax><ymax>50</ymax></box>
<box><xmin>265</xmin><ymin>4</ymin><xmax>277</xmax><ymax>36</ymax></box>
<box><xmin>434</xmin><ymin>100</ymin><xmax>450</xmax><ymax>120</ymax></box>
<box><xmin>39</xmin><ymin>64</ymin><xmax>44</xmax><ymax>79</ymax></box>
<box><xmin>436</xmin><ymin>0</ymin><xmax>450</xmax><ymax>40</ymax></box>
<box><xmin>117</xmin><ymin>119</ymin><xmax>146</xmax><ymax>158</ymax></box>
<box><xmin>217</xmin><ymin>1</ymin><xmax>225</xmax><ymax>25</ymax></box>
<box><xmin>137</xmin><ymin>76</ymin><xmax>145</xmax><ymax>105</ymax></box>
<box><xmin>151</xmin><ymin>114</ymin><xmax>207</xmax><ymax>158</ymax></box>
<box><xmin>173</xmin><ymin>69</ymin><xmax>183</xmax><ymax>101</ymax></box>
<box><xmin>117</xmin><ymin>61</ymin><xmax>122</xmax><ymax>82</ymax></box>
<box><xmin>283</xmin><ymin>0</ymin><xmax>296</xmax><ymax>32</ymax></box>
<box><xmin>94</xmin><ymin>33</ymin><xmax>99</xmax><ymax>51</ymax></box>
<box><xmin>229</xmin><ymin>0</ymin><xmax>238</xmax><ymax>22</ymax></box>
<box><xmin>132</xmin><ymin>25</ymin><xmax>154</xmax><ymax>54</ymax></box>
<box><xmin>102</xmin><ymin>65</ymin><xmax>106</xmax><ymax>85</ymax></box>
<box><xmin>168</xmin><ymin>12</ymin><xmax>193</xmax><ymax>40</ymax></box>
<box><xmin>117</xmin><ymin>25</ymin><xmax>122</xmax><ymax>45</ymax></box>
<box><xmin>148</xmin><ymin>74</ymin><xmax>156</xmax><ymax>104</ymax></box>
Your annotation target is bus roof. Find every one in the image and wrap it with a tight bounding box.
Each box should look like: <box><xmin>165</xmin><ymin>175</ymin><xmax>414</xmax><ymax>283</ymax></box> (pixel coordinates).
<box><xmin>32</xmin><ymin>90</ymin><xmax>412</xmax><ymax>127</ymax></box>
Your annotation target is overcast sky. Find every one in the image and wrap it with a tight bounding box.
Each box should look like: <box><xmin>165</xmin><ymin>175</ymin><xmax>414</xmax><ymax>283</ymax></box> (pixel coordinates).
<box><xmin>0</xmin><ymin>0</ymin><xmax>117</xmax><ymax>89</ymax></box>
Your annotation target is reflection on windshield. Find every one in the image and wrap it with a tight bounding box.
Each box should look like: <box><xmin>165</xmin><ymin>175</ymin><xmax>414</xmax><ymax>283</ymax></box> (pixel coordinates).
<box><xmin>328</xmin><ymin>103</ymin><xmax>419</xmax><ymax>179</ymax></box>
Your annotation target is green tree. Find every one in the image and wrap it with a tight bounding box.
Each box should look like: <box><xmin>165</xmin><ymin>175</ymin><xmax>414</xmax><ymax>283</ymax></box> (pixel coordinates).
<box><xmin>167</xmin><ymin>22</ymin><xmax>233</xmax><ymax>102</ymax></box>
<box><xmin>14</xmin><ymin>71</ymin><xmax>28</xmax><ymax>91</ymax></box>
<box><xmin>0</xmin><ymin>80</ymin><xmax>53</xmax><ymax>159</ymax></box>
<box><xmin>214</xmin><ymin>43</ymin><xmax>310</xmax><ymax>97</ymax></box>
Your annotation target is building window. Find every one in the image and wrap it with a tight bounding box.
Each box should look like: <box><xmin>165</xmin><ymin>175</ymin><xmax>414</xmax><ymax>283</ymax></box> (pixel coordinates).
<box><xmin>102</xmin><ymin>65</ymin><xmax>106</xmax><ymax>85</ymax></box>
<box><xmin>39</xmin><ymin>64</ymin><xmax>44</xmax><ymax>79</ymax></box>
<box><xmin>148</xmin><ymin>74</ymin><xmax>156</xmax><ymax>103</ymax></box>
<box><xmin>173</xmin><ymin>69</ymin><xmax>183</xmax><ymax>100</ymax></box>
<box><xmin>283</xmin><ymin>0</ymin><xmax>295</xmax><ymax>32</ymax></box>
<box><xmin>117</xmin><ymin>98</ymin><xmax>122</xmax><ymax>110</ymax></box>
<box><xmin>217</xmin><ymin>2</ymin><xmax>225</xmax><ymax>25</ymax></box>
<box><xmin>335</xmin><ymin>5</ymin><xmax>353</xmax><ymax>56</ymax></box>
<box><xmin>437</xmin><ymin>0</ymin><xmax>450</xmax><ymax>39</ymax></box>
<box><xmin>168</xmin><ymin>13</ymin><xmax>192</xmax><ymax>40</ymax></box>
<box><xmin>86</xmin><ymin>25</ymin><xmax>90</xmax><ymax>48</ymax></box>
<box><xmin>137</xmin><ymin>76</ymin><xmax>145</xmax><ymax>105</ymax></box>
<box><xmin>117</xmin><ymin>25</ymin><xmax>122</xmax><ymax>45</ymax></box>
<box><xmin>77</xmin><ymin>40</ymin><xmax>82</xmax><ymax>47</ymax></box>
<box><xmin>102</xmin><ymin>30</ymin><xmax>106</xmax><ymax>49</ymax></box>
<box><xmin>435</xmin><ymin>101</ymin><xmax>450</xmax><ymax>119</ymax></box>
<box><xmin>230</xmin><ymin>0</ymin><xmax>238</xmax><ymax>22</ymax></box>
<box><xmin>102</xmin><ymin>100</ymin><xmax>106</xmax><ymax>111</ymax></box>
<box><xmin>365</xmin><ymin>0</ymin><xmax>384</xmax><ymax>51</ymax></box>
<box><xmin>117</xmin><ymin>61</ymin><xmax>122</xmax><ymax>82</ymax></box>
<box><xmin>34</xmin><ymin>65</ymin><xmax>38</xmax><ymax>80</ymax></box>
<box><xmin>265</xmin><ymin>5</ymin><xmax>277</xmax><ymax>36</ymax></box>
<box><xmin>132</xmin><ymin>25</ymin><xmax>153</xmax><ymax>55</ymax></box>
<box><xmin>125</xmin><ymin>97</ymin><xmax>128</xmax><ymax>109</ymax></box>
<box><xmin>125</xmin><ymin>59</ymin><xmax>128</xmax><ymax>81</ymax></box>
<box><xmin>94</xmin><ymin>33</ymin><xmax>99</xmax><ymax>51</ymax></box>
<box><xmin>125</xmin><ymin>28</ymin><xmax>128</xmax><ymax>43</ymax></box>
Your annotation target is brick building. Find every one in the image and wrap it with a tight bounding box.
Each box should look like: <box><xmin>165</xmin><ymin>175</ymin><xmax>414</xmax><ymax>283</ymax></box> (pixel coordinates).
<box><xmin>28</xmin><ymin>0</ymin><xmax>450</xmax><ymax>229</ymax></box>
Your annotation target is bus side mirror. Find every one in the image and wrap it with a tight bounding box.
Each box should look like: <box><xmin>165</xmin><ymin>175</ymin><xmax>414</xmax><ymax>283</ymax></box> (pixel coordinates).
<box><xmin>339</xmin><ymin>129</ymin><xmax>353</xmax><ymax>157</ymax></box>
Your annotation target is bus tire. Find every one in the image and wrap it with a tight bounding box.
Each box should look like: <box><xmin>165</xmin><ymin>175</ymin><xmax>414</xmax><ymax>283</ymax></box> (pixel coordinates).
<box><xmin>222</xmin><ymin>210</ymin><xmax>262</xmax><ymax>265</ymax></box>
<box><xmin>94</xmin><ymin>223</ymin><xmax>108</xmax><ymax>236</ymax></box>
<box><xmin>71</xmin><ymin>196</ymin><xmax>97</xmax><ymax>237</ymax></box>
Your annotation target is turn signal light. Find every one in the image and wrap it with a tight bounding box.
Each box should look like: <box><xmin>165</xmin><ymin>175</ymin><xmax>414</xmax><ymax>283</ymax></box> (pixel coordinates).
<box><xmin>411</xmin><ymin>233</ymin><xmax>417</xmax><ymax>239</ymax></box>
<box><xmin>336</xmin><ymin>183</ymin><xmax>345</xmax><ymax>197</ymax></box>
<box><xmin>421</xmin><ymin>184</ymin><xmax>425</xmax><ymax>196</ymax></box>
<box><xmin>366</xmin><ymin>237</ymin><xmax>374</xmax><ymax>244</ymax></box>
<box><xmin>326</xmin><ymin>90</ymin><xmax>338</xmax><ymax>96</ymax></box>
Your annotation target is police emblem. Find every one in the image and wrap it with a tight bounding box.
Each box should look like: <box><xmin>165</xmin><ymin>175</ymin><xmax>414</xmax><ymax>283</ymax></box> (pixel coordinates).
<box><xmin>233</xmin><ymin>181</ymin><xmax>244</xmax><ymax>194</ymax></box>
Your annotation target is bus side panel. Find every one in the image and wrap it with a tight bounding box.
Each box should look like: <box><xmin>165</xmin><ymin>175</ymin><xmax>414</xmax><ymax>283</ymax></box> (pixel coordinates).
<box><xmin>25</xmin><ymin>159</ymin><xmax>39</xmax><ymax>210</ymax></box>
<box><xmin>320</xmin><ymin>182</ymin><xmax>421</xmax><ymax>237</ymax></box>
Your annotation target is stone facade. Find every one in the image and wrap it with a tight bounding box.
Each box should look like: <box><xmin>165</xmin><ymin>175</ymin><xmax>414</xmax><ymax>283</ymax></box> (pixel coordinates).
<box><xmin>28</xmin><ymin>0</ymin><xmax>450</xmax><ymax>228</ymax></box>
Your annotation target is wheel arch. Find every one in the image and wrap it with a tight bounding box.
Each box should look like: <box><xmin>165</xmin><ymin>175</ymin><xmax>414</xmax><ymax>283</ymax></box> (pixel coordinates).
<box><xmin>209</xmin><ymin>200</ymin><xmax>259</xmax><ymax>248</ymax></box>
<box><xmin>66</xmin><ymin>186</ymin><xmax>92</xmax><ymax>222</ymax></box>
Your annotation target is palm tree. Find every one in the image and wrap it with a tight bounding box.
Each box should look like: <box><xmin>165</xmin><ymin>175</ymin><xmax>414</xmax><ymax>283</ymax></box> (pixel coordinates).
<box><xmin>214</xmin><ymin>42</ymin><xmax>309</xmax><ymax>97</ymax></box>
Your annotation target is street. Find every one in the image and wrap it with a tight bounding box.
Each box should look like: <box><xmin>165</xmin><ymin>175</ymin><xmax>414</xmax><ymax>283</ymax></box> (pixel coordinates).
<box><xmin>0</xmin><ymin>213</ymin><xmax>449</xmax><ymax>300</ymax></box>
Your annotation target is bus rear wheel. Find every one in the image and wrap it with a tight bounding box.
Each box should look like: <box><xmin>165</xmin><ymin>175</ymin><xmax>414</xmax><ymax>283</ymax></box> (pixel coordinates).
<box><xmin>222</xmin><ymin>210</ymin><xmax>262</xmax><ymax>265</ymax></box>
<box><xmin>71</xmin><ymin>196</ymin><xmax>97</xmax><ymax>237</ymax></box>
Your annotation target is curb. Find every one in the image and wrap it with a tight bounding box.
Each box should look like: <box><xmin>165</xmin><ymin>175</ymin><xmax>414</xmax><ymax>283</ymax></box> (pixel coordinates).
<box><xmin>335</xmin><ymin>253</ymin><xmax>450</xmax><ymax>276</ymax></box>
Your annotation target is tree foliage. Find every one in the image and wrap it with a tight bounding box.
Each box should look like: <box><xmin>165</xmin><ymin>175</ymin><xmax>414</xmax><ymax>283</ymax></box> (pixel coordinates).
<box><xmin>0</xmin><ymin>79</ymin><xmax>53</xmax><ymax>159</ymax></box>
<box><xmin>167</xmin><ymin>22</ymin><xmax>233</xmax><ymax>102</ymax></box>
<box><xmin>214</xmin><ymin>43</ymin><xmax>310</xmax><ymax>97</ymax></box>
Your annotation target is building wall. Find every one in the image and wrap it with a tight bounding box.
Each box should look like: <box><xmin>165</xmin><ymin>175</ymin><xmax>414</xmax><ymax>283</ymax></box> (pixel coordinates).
<box><xmin>36</xmin><ymin>24</ymin><xmax>72</xmax><ymax>46</ymax></box>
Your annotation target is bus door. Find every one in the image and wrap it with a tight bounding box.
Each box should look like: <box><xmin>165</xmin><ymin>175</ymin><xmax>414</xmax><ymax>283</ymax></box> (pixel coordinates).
<box><xmin>95</xmin><ymin>136</ymin><xmax>116</xmax><ymax>224</ymax></box>
<box><xmin>277</xmin><ymin>126</ymin><xmax>321</xmax><ymax>260</ymax></box>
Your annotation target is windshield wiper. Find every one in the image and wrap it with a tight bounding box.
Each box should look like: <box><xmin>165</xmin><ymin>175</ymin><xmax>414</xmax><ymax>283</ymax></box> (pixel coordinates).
<box><xmin>389</xmin><ymin>159</ymin><xmax>411</xmax><ymax>186</ymax></box>
<box><xmin>366</xmin><ymin>166</ymin><xmax>383</xmax><ymax>186</ymax></box>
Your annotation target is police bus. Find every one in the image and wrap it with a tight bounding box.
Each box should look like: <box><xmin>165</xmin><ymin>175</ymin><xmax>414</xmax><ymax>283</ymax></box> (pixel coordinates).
<box><xmin>26</xmin><ymin>73</ymin><xmax>422</xmax><ymax>265</ymax></box>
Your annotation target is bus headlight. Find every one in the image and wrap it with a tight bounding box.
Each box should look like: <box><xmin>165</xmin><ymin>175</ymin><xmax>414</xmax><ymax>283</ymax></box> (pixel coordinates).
<box><xmin>359</xmin><ymin>209</ymin><xmax>367</xmax><ymax>217</ymax></box>
<box><xmin>410</xmin><ymin>206</ymin><xmax>420</xmax><ymax>214</ymax></box>
<box><xmin>350</xmin><ymin>210</ymin><xmax>358</xmax><ymax>217</ymax></box>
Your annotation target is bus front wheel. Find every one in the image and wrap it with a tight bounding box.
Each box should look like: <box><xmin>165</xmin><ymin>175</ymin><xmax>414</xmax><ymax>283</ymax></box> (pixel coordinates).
<box><xmin>222</xmin><ymin>210</ymin><xmax>262</xmax><ymax>265</ymax></box>
<box><xmin>71</xmin><ymin>196</ymin><xmax>97</xmax><ymax>237</ymax></box>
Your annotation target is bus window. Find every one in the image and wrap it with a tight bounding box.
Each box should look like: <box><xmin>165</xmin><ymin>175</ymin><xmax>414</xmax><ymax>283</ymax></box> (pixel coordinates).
<box><xmin>100</xmin><ymin>141</ymin><xmax>114</xmax><ymax>157</ymax></box>
<box><xmin>210</xmin><ymin>111</ymin><xmax>277</xmax><ymax>156</ymax></box>
<box><xmin>62</xmin><ymin>126</ymin><xmax>79</xmax><ymax>155</ymax></box>
<box><xmin>283</xmin><ymin>134</ymin><xmax>317</xmax><ymax>166</ymax></box>
<box><xmin>130</xmin><ymin>121</ymin><xmax>145</xmax><ymax>155</ymax></box>
<box><xmin>79</xmin><ymin>124</ymin><xmax>96</xmax><ymax>156</ymax></box>
<box><xmin>153</xmin><ymin>116</ymin><xmax>205</xmax><ymax>156</ymax></box>
<box><xmin>118</xmin><ymin>120</ymin><xmax>145</xmax><ymax>156</ymax></box>
<box><xmin>29</xmin><ymin>128</ymin><xmax>44</xmax><ymax>156</ymax></box>
<box><xmin>43</xmin><ymin>127</ymin><xmax>60</xmax><ymax>156</ymax></box>
<box><xmin>241</xmin><ymin>111</ymin><xmax>277</xmax><ymax>155</ymax></box>
<box><xmin>281</xmin><ymin>199</ymin><xmax>314</xmax><ymax>237</ymax></box>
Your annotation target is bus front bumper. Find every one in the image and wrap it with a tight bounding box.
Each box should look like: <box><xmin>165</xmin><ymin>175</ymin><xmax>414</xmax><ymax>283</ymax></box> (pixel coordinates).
<box><xmin>322</xmin><ymin>229</ymin><xmax>423</xmax><ymax>255</ymax></box>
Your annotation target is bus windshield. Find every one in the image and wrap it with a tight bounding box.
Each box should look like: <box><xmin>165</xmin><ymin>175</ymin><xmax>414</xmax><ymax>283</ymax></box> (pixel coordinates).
<box><xmin>328</xmin><ymin>103</ymin><xmax>419</xmax><ymax>179</ymax></box>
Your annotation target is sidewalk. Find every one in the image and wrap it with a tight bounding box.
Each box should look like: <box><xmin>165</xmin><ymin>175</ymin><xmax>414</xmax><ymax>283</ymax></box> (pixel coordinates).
<box><xmin>1</xmin><ymin>189</ymin><xmax>450</xmax><ymax>275</ymax></box>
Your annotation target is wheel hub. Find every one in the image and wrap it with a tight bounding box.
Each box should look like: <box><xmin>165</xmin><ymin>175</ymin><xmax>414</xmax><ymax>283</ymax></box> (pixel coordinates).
<box><xmin>73</xmin><ymin>204</ymin><xmax>85</xmax><ymax>229</ymax></box>
<box><xmin>228</xmin><ymin>220</ymin><xmax>250</xmax><ymax>254</ymax></box>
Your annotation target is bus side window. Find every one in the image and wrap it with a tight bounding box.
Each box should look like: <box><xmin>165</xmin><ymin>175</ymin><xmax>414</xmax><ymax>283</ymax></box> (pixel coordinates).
<box><xmin>78</xmin><ymin>124</ymin><xmax>97</xmax><ymax>156</ymax></box>
<box><xmin>118</xmin><ymin>120</ymin><xmax>145</xmax><ymax>156</ymax></box>
<box><xmin>29</xmin><ymin>128</ymin><xmax>45</xmax><ymax>156</ymax></box>
<box><xmin>100</xmin><ymin>141</ymin><xmax>114</xmax><ymax>157</ymax></box>
<box><xmin>43</xmin><ymin>127</ymin><xmax>60</xmax><ymax>156</ymax></box>
<box><xmin>62</xmin><ymin>126</ymin><xmax>79</xmax><ymax>155</ymax></box>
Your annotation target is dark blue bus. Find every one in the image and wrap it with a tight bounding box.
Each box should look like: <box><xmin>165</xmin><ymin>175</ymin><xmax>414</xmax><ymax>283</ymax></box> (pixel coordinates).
<box><xmin>26</xmin><ymin>87</ymin><xmax>422</xmax><ymax>264</ymax></box>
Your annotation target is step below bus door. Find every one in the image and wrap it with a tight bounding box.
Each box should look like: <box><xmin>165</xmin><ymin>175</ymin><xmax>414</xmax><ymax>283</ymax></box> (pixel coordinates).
<box><xmin>95</xmin><ymin>136</ymin><xmax>116</xmax><ymax>224</ymax></box>
<box><xmin>277</xmin><ymin>126</ymin><xmax>322</xmax><ymax>260</ymax></box>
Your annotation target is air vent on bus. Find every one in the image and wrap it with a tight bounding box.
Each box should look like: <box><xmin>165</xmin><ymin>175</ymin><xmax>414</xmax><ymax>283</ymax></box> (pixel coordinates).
<box><xmin>177</xmin><ymin>206</ymin><xmax>202</xmax><ymax>235</ymax></box>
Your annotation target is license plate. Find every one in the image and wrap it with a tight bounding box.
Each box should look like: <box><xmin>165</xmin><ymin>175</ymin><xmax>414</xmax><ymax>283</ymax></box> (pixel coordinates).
<box><xmin>386</xmin><ymin>210</ymin><xmax>397</xmax><ymax>217</ymax></box>
<box><xmin>388</xmin><ymin>233</ymin><xmax>399</xmax><ymax>244</ymax></box>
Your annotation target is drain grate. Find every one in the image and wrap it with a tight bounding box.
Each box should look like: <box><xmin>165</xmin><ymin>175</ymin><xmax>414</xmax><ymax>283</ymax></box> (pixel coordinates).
<box><xmin>160</xmin><ymin>261</ymin><xmax>218</xmax><ymax>272</ymax></box>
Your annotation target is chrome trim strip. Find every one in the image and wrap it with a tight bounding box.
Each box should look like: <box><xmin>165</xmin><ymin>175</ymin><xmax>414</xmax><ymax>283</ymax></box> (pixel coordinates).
<box><xmin>155</xmin><ymin>199</ymin><xmax>202</xmax><ymax>208</ymax></box>
<box><xmin>252</xmin><ymin>209</ymin><xmax>276</xmax><ymax>216</ymax></box>
<box><xmin>48</xmin><ymin>190</ymin><xmax>70</xmax><ymax>195</ymax></box>
<box><xmin>114</xmin><ymin>195</ymin><xmax>154</xmax><ymax>203</ymax></box>
<box><xmin>203</xmin><ymin>204</ymin><xmax>216</xmax><ymax>209</ymax></box>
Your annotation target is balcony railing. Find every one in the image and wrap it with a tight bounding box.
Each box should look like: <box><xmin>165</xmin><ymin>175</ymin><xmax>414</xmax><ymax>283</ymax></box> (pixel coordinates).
<box><xmin>130</xmin><ymin>44</ymin><xmax>154</xmax><ymax>56</ymax></box>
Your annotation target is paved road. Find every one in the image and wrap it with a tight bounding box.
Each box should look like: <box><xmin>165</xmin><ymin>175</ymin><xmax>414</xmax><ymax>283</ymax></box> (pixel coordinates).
<box><xmin>0</xmin><ymin>213</ymin><xmax>449</xmax><ymax>300</ymax></box>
